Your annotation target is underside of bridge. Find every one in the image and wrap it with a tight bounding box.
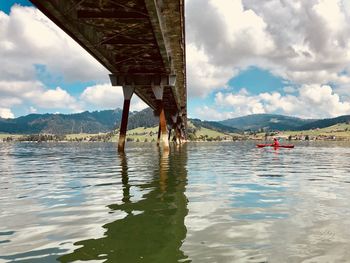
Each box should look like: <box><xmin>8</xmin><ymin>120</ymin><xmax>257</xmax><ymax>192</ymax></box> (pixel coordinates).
<box><xmin>29</xmin><ymin>0</ymin><xmax>186</xmax><ymax>151</ymax></box>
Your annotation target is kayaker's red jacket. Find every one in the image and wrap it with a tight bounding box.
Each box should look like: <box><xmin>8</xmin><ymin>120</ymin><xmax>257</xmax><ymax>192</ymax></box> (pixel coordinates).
<box><xmin>273</xmin><ymin>139</ymin><xmax>280</xmax><ymax>146</ymax></box>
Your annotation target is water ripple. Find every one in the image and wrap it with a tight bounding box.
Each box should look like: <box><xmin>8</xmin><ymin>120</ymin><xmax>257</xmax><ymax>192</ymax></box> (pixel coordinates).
<box><xmin>1</xmin><ymin>142</ymin><xmax>350</xmax><ymax>262</ymax></box>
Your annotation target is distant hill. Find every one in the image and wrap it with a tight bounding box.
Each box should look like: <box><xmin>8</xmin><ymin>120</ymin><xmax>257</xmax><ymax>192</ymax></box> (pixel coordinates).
<box><xmin>0</xmin><ymin>108</ymin><xmax>158</xmax><ymax>134</ymax></box>
<box><xmin>220</xmin><ymin>114</ymin><xmax>316</xmax><ymax>131</ymax></box>
<box><xmin>128</xmin><ymin>108</ymin><xmax>158</xmax><ymax>129</ymax></box>
<box><xmin>189</xmin><ymin>118</ymin><xmax>240</xmax><ymax>133</ymax></box>
<box><xmin>0</xmin><ymin>110</ymin><xmax>122</xmax><ymax>134</ymax></box>
<box><xmin>2</xmin><ymin>109</ymin><xmax>350</xmax><ymax>135</ymax></box>
<box><xmin>298</xmin><ymin>115</ymin><xmax>350</xmax><ymax>130</ymax></box>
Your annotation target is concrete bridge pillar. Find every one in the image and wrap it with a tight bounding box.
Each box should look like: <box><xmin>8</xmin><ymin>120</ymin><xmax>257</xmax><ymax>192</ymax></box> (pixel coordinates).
<box><xmin>118</xmin><ymin>85</ymin><xmax>134</xmax><ymax>152</ymax></box>
<box><xmin>152</xmin><ymin>84</ymin><xmax>169</xmax><ymax>151</ymax></box>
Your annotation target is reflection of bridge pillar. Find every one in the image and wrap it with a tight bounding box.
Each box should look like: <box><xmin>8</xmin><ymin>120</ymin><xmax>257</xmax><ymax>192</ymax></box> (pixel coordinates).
<box><xmin>157</xmin><ymin>123</ymin><xmax>161</xmax><ymax>146</ymax></box>
<box><xmin>118</xmin><ymin>86</ymin><xmax>134</xmax><ymax>152</ymax></box>
<box><xmin>152</xmin><ymin>84</ymin><xmax>169</xmax><ymax>151</ymax></box>
<box><xmin>177</xmin><ymin>124</ymin><xmax>183</xmax><ymax>144</ymax></box>
<box><xmin>159</xmin><ymin>150</ymin><xmax>169</xmax><ymax>194</ymax></box>
<box><xmin>170</xmin><ymin>113</ymin><xmax>180</xmax><ymax>144</ymax></box>
<box><xmin>58</xmin><ymin>145</ymin><xmax>189</xmax><ymax>262</ymax></box>
<box><xmin>168</xmin><ymin>124</ymin><xmax>172</xmax><ymax>142</ymax></box>
<box><xmin>119</xmin><ymin>153</ymin><xmax>130</xmax><ymax>204</ymax></box>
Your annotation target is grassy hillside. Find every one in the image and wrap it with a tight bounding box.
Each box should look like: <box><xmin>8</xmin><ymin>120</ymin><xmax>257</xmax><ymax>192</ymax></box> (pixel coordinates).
<box><xmin>0</xmin><ymin>108</ymin><xmax>158</xmax><ymax>135</ymax></box>
<box><xmin>187</xmin><ymin>121</ymin><xmax>242</xmax><ymax>141</ymax></box>
<box><xmin>124</xmin><ymin>124</ymin><xmax>240</xmax><ymax>142</ymax></box>
<box><xmin>189</xmin><ymin>118</ymin><xmax>240</xmax><ymax>133</ymax></box>
<box><xmin>126</xmin><ymin>126</ymin><xmax>159</xmax><ymax>142</ymax></box>
<box><xmin>0</xmin><ymin>110</ymin><xmax>122</xmax><ymax>134</ymax></box>
<box><xmin>3</xmin><ymin>110</ymin><xmax>350</xmax><ymax>142</ymax></box>
<box><xmin>3</xmin><ymin>123</ymin><xmax>350</xmax><ymax>142</ymax></box>
<box><xmin>3</xmin><ymin>110</ymin><xmax>350</xmax><ymax>136</ymax></box>
<box><xmin>298</xmin><ymin>115</ymin><xmax>350</xmax><ymax>130</ymax></box>
<box><xmin>0</xmin><ymin>134</ymin><xmax>21</xmax><ymax>140</ymax></box>
<box><xmin>194</xmin><ymin>127</ymin><xmax>227</xmax><ymax>137</ymax></box>
<box><xmin>281</xmin><ymin>123</ymin><xmax>350</xmax><ymax>140</ymax></box>
<box><xmin>48</xmin><ymin>122</ymin><xmax>240</xmax><ymax>142</ymax></box>
<box><xmin>220</xmin><ymin>114</ymin><xmax>315</xmax><ymax>131</ymax></box>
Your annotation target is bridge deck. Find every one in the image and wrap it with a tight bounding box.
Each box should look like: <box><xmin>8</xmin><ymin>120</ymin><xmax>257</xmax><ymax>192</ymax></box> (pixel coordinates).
<box><xmin>29</xmin><ymin>0</ymin><xmax>186</xmax><ymax>117</ymax></box>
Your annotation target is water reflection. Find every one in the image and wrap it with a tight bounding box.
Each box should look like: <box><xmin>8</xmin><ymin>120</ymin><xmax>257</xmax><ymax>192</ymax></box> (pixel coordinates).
<box><xmin>58</xmin><ymin>146</ymin><xmax>189</xmax><ymax>263</ymax></box>
<box><xmin>182</xmin><ymin>142</ymin><xmax>350</xmax><ymax>262</ymax></box>
<box><xmin>2</xmin><ymin>142</ymin><xmax>350</xmax><ymax>262</ymax></box>
<box><xmin>120</xmin><ymin>153</ymin><xmax>131</xmax><ymax>204</ymax></box>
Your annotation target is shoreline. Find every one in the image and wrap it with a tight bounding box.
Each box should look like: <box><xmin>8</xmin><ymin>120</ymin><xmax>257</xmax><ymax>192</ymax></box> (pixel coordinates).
<box><xmin>2</xmin><ymin>138</ymin><xmax>350</xmax><ymax>143</ymax></box>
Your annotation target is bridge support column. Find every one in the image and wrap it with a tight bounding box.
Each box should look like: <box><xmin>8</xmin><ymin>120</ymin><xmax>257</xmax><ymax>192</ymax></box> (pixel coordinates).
<box><xmin>118</xmin><ymin>86</ymin><xmax>134</xmax><ymax>152</ymax></box>
<box><xmin>178</xmin><ymin>109</ymin><xmax>187</xmax><ymax>144</ymax></box>
<box><xmin>152</xmin><ymin>85</ymin><xmax>169</xmax><ymax>151</ymax></box>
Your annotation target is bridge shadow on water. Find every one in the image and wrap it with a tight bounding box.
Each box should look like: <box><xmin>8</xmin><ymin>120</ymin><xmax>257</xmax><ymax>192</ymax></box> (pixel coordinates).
<box><xmin>58</xmin><ymin>145</ymin><xmax>190</xmax><ymax>263</ymax></box>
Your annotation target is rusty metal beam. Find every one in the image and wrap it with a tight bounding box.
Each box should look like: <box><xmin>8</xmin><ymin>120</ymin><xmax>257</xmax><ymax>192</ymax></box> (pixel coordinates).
<box><xmin>157</xmin><ymin>100</ymin><xmax>169</xmax><ymax>151</ymax></box>
<box><xmin>115</xmin><ymin>85</ymin><xmax>134</xmax><ymax>152</ymax></box>
<box><xmin>118</xmin><ymin>99</ymin><xmax>131</xmax><ymax>152</ymax></box>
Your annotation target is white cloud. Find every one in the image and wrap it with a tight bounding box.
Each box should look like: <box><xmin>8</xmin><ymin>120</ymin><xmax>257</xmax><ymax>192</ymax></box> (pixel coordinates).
<box><xmin>0</xmin><ymin>108</ymin><xmax>14</xmax><ymax>119</ymax></box>
<box><xmin>130</xmin><ymin>100</ymin><xmax>149</xmax><ymax>112</ymax></box>
<box><xmin>0</xmin><ymin>6</ymin><xmax>108</xmax><ymax>82</ymax></box>
<box><xmin>194</xmin><ymin>105</ymin><xmax>235</xmax><ymax>121</ymax></box>
<box><xmin>0</xmin><ymin>97</ymin><xmax>22</xmax><ymax>108</ymax></box>
<box><xmin>32</xmin><ymin>87</ymin><xmax>79</xmax><ymax>110</ymax></box>
<box><xmin>215</xmin><ymin>91</ymin><xmax>266</xmax><ymax>117</ymax></box>
<box><xmin>244</xmin><ymin>0</ymin><xmax>350</xmax><ymax>82</ymax></box>
<box><xmin>313</xmin><ymin>0</ymin><xmax>345</xmax><ymax>32</ymax></box>
<box><xmin>298</xmin><ymin>84</ymin><xmax>350</xmax><ymax>117</ymax></box>
<box><xmin>0</xmin><ymin>80</ymin><xmax>81</xmax><ymax>112</ymax></box>
<box><xmin>81</xmin><ymin>84</ymin><xmax>124</xmax><ymax>108</ymax></box>
<box><xmin>186</xmin><ymin>0</ymin><xmax>273</xmax><ymax>97</ymax></box>
<box><xmin>186</xmin><ymin>0</ymin><xmax>350</xmax><ymax>99</ymax></box>
<box><xmin>29</xmin><ymin>106</ymin><xmax>37</xmax><ymax>113</ymax></box>
<box><xmin>210</xmin><ymin>0</ymin><xmax>275</xmax><ymax>58</ymax></box>
<box><xmin>187</xmin><ymin>44</ymin><xmax>236</xmax><ymax>97</ymax></box>
<box><xmin>0</xmin><ymin>5</ymin><xmax>112</xmax><ymax>116</ymax></box>
<box><xmin>80</xmin><ymin>84</ymin><xmax>148</xmax><ymax>111</ymax></box>
<box><xmin>283</xmin><ymin>86</ymin><xmax>297</xmax><ymax>93</ymax></box>
<box><xmin>195</xmin><ymin>84</ymin><xmax>350</xmax><ymax>120</ymax></box>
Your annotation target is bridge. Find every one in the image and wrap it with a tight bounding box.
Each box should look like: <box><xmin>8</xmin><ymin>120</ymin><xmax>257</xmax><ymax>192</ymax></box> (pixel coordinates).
<box><xmin>29</xmin><ymin>0</ymin><xmax>186</xmax><ymax>151</ymax></box>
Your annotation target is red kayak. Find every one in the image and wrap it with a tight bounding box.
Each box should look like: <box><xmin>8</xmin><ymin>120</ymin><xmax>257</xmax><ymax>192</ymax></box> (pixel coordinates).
<box><xmin>256</xmin><ymin>144</ymin><xmax>294</xmax><ymax>148</ymax></box>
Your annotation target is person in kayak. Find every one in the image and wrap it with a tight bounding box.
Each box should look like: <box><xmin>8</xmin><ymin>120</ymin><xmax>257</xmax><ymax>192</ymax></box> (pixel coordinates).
<box><xmin>272</xmin><ymin>138</ymin><xmax>280</xmax><ymax>146</ymax></box>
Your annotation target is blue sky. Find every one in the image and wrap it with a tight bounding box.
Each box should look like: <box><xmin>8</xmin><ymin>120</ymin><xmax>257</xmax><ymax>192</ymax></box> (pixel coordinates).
<box><xmin>1</xmin><ymin>1</ymin><xmax>350</xmax><ymax>120</ymax></box>
<box><xmin>0</xmin><ymin>0</ymin><xmax>31</xmax><ymax>13</ymax></box>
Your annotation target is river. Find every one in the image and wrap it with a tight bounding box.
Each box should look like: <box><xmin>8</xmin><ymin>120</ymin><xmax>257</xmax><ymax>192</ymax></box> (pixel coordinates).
<box><xmin>1</xmin><ymin>142</ymin><xmax>350</xmax><ymax>262</ymax></box>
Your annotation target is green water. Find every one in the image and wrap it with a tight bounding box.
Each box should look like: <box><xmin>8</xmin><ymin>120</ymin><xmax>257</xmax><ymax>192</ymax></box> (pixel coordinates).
<box><xmin>1</xmin><ymin>142</ymin><xmax>350</xmax><ymax>262</ymax></box>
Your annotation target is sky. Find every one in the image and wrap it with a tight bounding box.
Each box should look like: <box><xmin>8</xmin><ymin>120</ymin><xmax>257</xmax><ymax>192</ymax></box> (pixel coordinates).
<box><xmin>1</xmin><ymin>0</ymin><xmax>350</xmax><ymax>120</ymax></box>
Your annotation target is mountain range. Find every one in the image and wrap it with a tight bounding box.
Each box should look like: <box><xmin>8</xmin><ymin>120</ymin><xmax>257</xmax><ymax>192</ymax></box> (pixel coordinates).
<box><xmin>1</xmin><ymin>108</ymin><xmax>350</xmax><ymax>134</ymax></box>
<box><xmin>220</xmin><ymin>114</ymin><xmax>316</xmax><ymax>131</ymax></box>
<box><xmin>0</xmin><ymin>108</ymin><xmax>158</xmax><ymax>134</ymax></box>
